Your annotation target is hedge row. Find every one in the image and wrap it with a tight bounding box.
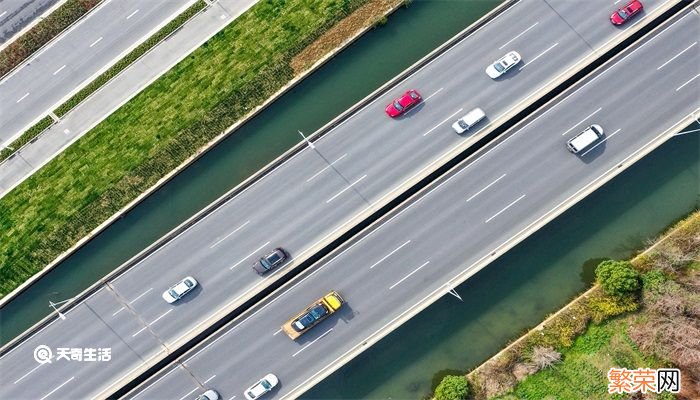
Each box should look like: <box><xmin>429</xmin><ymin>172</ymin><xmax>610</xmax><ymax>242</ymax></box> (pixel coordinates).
<box><xmin>0</xmin><ymin>0</ymin><xmax>373</xmax><ymax>298</ymax></box>
<box><xmin>0</xmin><ymin>116</ymin><xmax>53</xmax><ymax>162</ymax></box>
<box><xmin>0</xmin><ymin>0</ymin><xmax>100</xmax><ymax>77</ymax></box>
<box><xmin>54</xmin><ymin>0</ymin><xmax>207</xmax><ymax>117</ymax></box>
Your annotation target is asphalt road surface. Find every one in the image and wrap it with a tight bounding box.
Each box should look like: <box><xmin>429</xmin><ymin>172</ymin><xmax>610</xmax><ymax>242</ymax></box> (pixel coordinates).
<box><xmin>126</xmin><ymin>8</ymin><xmax>700</xmax><ymax>400</ymax></box>
<box><xmin>0</xmin><ymin>0</ymin><xmax>194</xmax><ymax>144</ymax></box>
<box><xmin>0</xmin><ymin>0</ymin><xmax>60</xmax><ymax>44</ymax></box>
<box><xmin>0</xmin><ymin>0</ymin><xmax>683</xmax><ymax>398</ymax></box>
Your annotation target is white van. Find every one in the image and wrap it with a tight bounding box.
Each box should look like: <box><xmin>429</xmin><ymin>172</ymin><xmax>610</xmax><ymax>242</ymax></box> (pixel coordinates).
<box><xmin>452</xmin><ymin>107</ymin><xmax>486</xmax><ymax>134</ymax></box>
<box><xmin>567</xmin><ymin>124</ymin><xmax>604</xmax><ymax>154</ymax></box>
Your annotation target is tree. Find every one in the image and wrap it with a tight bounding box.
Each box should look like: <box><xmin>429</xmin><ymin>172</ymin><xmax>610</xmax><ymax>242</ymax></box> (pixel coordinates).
<box><xmin>595</xmin><ymin>260</ymin><xmax>641</xmax><ymax>297</ymax></box>
<box><xmin>434</xmin><ymin>375</ymin><xmax>469</xmax><ymax>400</ymax></box>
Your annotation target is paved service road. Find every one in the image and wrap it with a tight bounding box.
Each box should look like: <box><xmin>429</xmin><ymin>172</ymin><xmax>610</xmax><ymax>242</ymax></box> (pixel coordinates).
<box><xmin>0</xmin><ymin>0</ymin><xmax>60</xmax><ymax>44</ymax></box>
<box><xmin>0</xmin><ymin>0</ymin><xmax>681</xmax><ymax>398</ymax></box>
<box><xmin>0</xmin><ymin>0</ymin><xmax>260</xmax><ymax>198</ymax></box>
<box><xmin>126</xmin><ymin>8</ymin><xmax>700</xmax><ymax>400</ymax></box>
<box><xmin>0</xmin><ymin>0</ymin><xmax>195</xmax><ymax>144</ymax></box>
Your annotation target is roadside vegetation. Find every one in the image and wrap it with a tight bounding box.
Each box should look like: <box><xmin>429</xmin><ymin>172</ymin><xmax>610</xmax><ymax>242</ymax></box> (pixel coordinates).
<box><xmin>0</xmin><ymin>0</ymin><xmax>100</xmax><ymax>77</ymax></box>
<box><xmin>432</xmin><ymin>211</ymin><xmax>700</xmax><ymax>400</ymax></box>
<box><xmin>53</xmin><ymin>0</ymin><xmax>207</xmax><ymax>117</ymax></box>
<box><xmin>0</xmin><ymin>116</ymin><xmax>53</xmax><ymax>161</ymax></box>
<box><xmin>0</xmin><ymin>0</ymin><xmax>402</xmax><ymax>298</ymax></box>
<box><xmin>0</xmin><ymin>1</ymin><xmax>207</xmax><ymax>164</ymax></box>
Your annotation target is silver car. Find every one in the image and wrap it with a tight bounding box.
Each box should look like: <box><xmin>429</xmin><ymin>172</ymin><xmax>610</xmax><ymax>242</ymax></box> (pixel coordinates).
<box><xmin>162</xmin><ymin>276</ymin><xmax>198</xmax><ymax>303</ymax></box>
<box><xmin>485</xmin><ymin>51</ymin><xmax>522</xmax><ymax>79</ymax></box>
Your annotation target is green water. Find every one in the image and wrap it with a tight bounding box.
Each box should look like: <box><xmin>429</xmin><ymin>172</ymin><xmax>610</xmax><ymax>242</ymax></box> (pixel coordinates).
<box><xmin>303</xmin><ymin>127</ymin><xmax>700</xmax><ymax>399</ymax></box>
<box><xmin>0</xmin><ymin>0</ymin><xmax>500</xmax><ymax>344</ymax></box>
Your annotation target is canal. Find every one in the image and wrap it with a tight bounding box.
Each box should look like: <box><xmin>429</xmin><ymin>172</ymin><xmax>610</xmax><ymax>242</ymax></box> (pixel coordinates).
<box><xmin>0</xmin><ymin>0</ymin><xmax>500</xmax><ymax>344</ymax></box>
<box><xmin>1</xmin><ymin>1</ymin><xmax>698</xmax><ymax>399</ymax></box>
<box><xmin>303</xmin><ymin>126</ymin><xmax>699</xmax><ymax>399</ymax></box>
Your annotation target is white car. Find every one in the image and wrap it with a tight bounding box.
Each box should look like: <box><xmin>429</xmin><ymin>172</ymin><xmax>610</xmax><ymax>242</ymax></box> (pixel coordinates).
<box><xmin>195</xmin><ymin>390</ymin><xmax>220</xmax><ymax>400</ymax></box>
<box><xmin>485</xmin><ymin>51</ymin><xmax>522</xmax><ymax>79</ymax></box>
<box><xmin>244</xmin><ymin>373</ymin><xmax>279</xmax><ymax>400</ymax></box>
<box><xmin>162</xmin><ymin>276</ymin><xmax>198</xmax><ymax>303</ymax></box>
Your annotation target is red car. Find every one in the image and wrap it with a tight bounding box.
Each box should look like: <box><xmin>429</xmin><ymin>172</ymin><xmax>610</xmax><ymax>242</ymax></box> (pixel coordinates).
<box><xmin>610</xmin><ymin>0</ymin><xmax>643</xmax><ymax>25</ymax></box>
<box><xmin>385</xmin><ymin>89</ymin><xmax>422</xmax><ymax>117</ymax></box>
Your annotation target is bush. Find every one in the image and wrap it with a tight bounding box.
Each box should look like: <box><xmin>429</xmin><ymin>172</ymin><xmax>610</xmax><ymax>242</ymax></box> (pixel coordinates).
<box><xmin>586</xmin><ymin>291</ymin><xmax>639</xmax><ymax>323</ymax></box>
<box><xmin>641</xmin><ymin>269</ymin><xmax>667</xmax><ymax>294</ymax></box>
<box><xmin>434</xmin><ymin>375</ymin><xmax>469</xmax><ymax>400</ymax></box>
<box><xmin>595</xmin><ymin>260</ymin><xmax>641</xmax><ymax>297</ymax></box>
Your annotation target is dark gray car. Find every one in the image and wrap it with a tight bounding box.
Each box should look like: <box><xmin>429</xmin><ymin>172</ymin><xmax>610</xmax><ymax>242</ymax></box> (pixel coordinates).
<box><xmin>252</xmin><ymin>248</ymin><xmax>288</xmax><ymax>275</ymax></box>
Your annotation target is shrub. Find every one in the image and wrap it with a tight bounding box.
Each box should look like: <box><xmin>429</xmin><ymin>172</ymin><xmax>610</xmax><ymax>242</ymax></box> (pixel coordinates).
<box><xmin>641</xmin><ymin>269</ymin><xmax>667</xmax><ymax>294</ymax></box>
<box><xmin>434</xmin><ymin>375</ymin><xmax>469</xmax><ymax>400</ymax></box>
<box><xmin>595</xmin><ymin>260</ymin><xmax>641</xmax><ymax>297</ymax></box>
<box><xmin>586</xmin><ymin>291</ymin><xmax>639</xmax><ymax>323</ymax></box>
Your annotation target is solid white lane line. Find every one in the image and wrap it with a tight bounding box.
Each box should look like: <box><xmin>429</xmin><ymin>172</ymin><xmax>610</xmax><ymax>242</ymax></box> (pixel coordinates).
<box><xmin>39</xmin><ymin>376</ymin><xmax>74</xmax><ymax>400</ymax></box>
<box><xmin>203</xmin><ymin>375</ymin><xmax>216</xmax><ymax>383</ymax></box>
<box><xmin>178</xmin><ymin>387</ymin><xmax>198</xmax><ymax>400</ymax></box>
<box><xmin>0</xmin><ymin>11</ymin><xmax>7</xmax><ymax>17</ymax></box>
<box><xmin>210</xmin><ymin>220</ymin><xmax>250</xmax><ymax>248</ymax></box>
<box><xmin>16</xmin><ymin>93</ymin><xmax>29</xmax><ymax>103</ymax></box>
<box><xmin>273</xmin><ymin>329</ymin><xmax>282</xmax><ymax>336</ymax></box>
<box><xmin>499</xmin><ymin>22</ymin><xmax>538</xmax><ymax>50</ymax></box>
<box><xmin>130</xmin><ymin>288</ymin><xmax>153</xmax><ymax>303</ymax></box>
<box><xmin>13</xmin><ymin>362</ymin><xmax>45</xmax><ymax>384</ymax></box>
<box><xmin>467</xmin><ymin>174</ymin><xmax>506</xmax><ymax>202</ymax></box>
<box><xmin>581</xmin><ymin>128</ymin><xmax>622</xmax><ymax>156</ymax></box>
<box><xmin>112</xmin><ymin>307</ymin><xmax>124</xmax><ymax>316</ymax></box>
<box><xmin>518</xmin><ymin>42</ymin><xmax>558</xmax><ymax>71</ymax></box>
<box><xmin>561</xmin><ymin>107</ymin><xmax>603</xmax><ymax>136</ymax></box>
<box><xmin>228</xmin><ymin>396</ymin><xmax>237</xmax><ymax>400</ymax></box>
<box><xmin>676</xmin><ymin>73</ymin><xmax>700</xmax><ymax>92</ymax></box>
<box><xmin>423</xmin><ymin>108</ymin><xmax>463</xmax><ymax>136</ymax></box>
<box><xmin>126</xmin><ymin>9</ymin><xmax>140</xmax><ymax>19</ymax></box>
<box><xmin>89</xmin><ymin>37</ymin><xmax>103</xmax><ymax>47</ymax></box>
<box><xmin>325</xmin><ymin>175</ymin><xmax>367</xmax><ymax>204</ymax></box>
<box><xmin>614</xmin><ymin>0</ymin><xmax>622</xmax><ymax>4</ymax></box>
<box><xmin>369</xmin><ymin>240</ymin><xmax>411</xmax><ymax>269</ymax></box>
<box><xmin>485</xmin><ymin>194</ymin><xmax>526</xmax><ymax>223</ymax></box>
<box><xmin>229</xmin><ymin>241</ymin><xmax>271</xmax><ymax>270</ymax></box>
<box><xmin>132</xmin><ymin>309</ymin><xmax>173</xmax><ymax>337</ymax></box>
<box><xmin>424</xmin><ymin>87</ymin><xmax>444</xmax><ymax>101</ymax></box>
<box><xmin>657</xmin><ymin>41</ymin><xmax>697</xmax><ymax>70</ymax></box>
<box><xmin>389</xmin><ymin>261</ymin><xmax>429</xmax><ymax>290</ymax></box>
<box><xmin>292</xmin><ymin>329</ymin><xmax>333</xmax><ymax>357</ymax></box>
<box><xmin>52</xmin><ymin>65</ymin><xmax>66</xmax><ymax>75</ymax></box>
<box><xmin>306</xmin><ymin>153</ymin><xmax>348</xmax><ymax>182</ymax></box>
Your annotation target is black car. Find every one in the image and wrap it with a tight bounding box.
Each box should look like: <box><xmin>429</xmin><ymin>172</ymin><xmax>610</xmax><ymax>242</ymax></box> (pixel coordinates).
<box><xmin>252</xmin><ymin>248</ymin><xmax>288</xmax><ymax>275</ymax></box>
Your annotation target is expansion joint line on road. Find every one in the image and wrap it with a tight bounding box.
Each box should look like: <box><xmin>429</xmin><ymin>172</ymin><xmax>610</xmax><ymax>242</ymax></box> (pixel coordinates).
<box><xmin>104</xmin><ymin>283</ymin><xmax>170</xmax><ymax>352</ymax></box>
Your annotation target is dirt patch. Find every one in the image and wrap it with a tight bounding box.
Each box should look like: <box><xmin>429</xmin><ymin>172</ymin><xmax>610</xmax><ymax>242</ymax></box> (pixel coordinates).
<box><xmin>290</xmin><ymin>0</ymin><xmax>403</xmax><ymax>74</ymax></box>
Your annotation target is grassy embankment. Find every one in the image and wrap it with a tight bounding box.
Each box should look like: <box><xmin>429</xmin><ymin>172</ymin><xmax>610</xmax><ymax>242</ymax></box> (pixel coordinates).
<box><xmin>0</xmin><ymin>0</ymin><xmax>400</xmax><ymax>298</ymax></box>
<box><xmin>465</xmin><ymin>211</ymin><xmax>700</xmax><ymax>400</ymax></box>
<box><xmin>432</xmin><ymin>212</ymin><xmax>699</xmax><ymax>400</ymax></box>
<box><xmin>0</xmin><ymin>0</ymin><xmax>207</xmax><ymax>162</ymax></box>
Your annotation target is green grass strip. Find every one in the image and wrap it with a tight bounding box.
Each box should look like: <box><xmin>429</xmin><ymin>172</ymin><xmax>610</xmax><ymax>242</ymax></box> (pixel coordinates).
<box><xmin>0</xmin><ymin>0</ymin><xmax>369</xmax><ymax>298</ymax></box>
<box><xmin>0</xmin><ymin>116</ymin><xmax>54</xmax><ymax>162</ymax></box>
<box><xmin>54</xmin><ymin>0</ymin><xmax>208</xmax><ymax>117</ymax></box>
<box><xmin>0</xmin><ymin>0</ymin><xmax>100</xmax><ymax>77</ymax></box>
<box><xmin>498</xmin><ymin>319</ymin><xmax>663</xmax><ymax>400</ymax></box>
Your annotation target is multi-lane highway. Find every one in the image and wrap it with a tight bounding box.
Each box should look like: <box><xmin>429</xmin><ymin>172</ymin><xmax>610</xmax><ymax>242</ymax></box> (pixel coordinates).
<box><xmin>0</xmin><ymin>0</ymin><xmax>195</xmax><ymax>144</ymax></box>
<box><xmin>126</xmin><ymin>7</ymin><xmax>700</xmax><ymax>399</ymax></box>
<box><xmin>0</xmin><ymin>0</ymin><xmax>684</xmax><ymax>398</ymax></box>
